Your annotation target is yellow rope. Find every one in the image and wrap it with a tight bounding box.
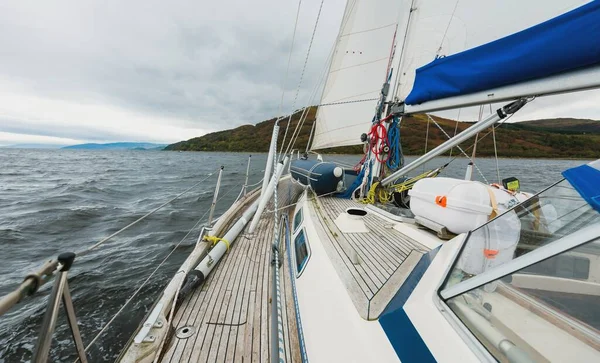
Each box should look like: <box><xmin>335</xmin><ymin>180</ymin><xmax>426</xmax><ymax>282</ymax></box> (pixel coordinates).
<box><xmin>203</xmin><ymin>235</ymin><xmax>230</xmax><ymax>251</ymax></box>
<box><xmin>360</xmin><ymin>169</ymin><xmax>442</xmax><ymax>205</ymax></box>
<box><xmin>361</xmin><ymin>182</ymin><xmax>392</xmax><ymax>204</ymax></box>
<box><xmin>390</xmin><ymin>169</ymin><xmax>441</xmax><ymax>193</ymax></box>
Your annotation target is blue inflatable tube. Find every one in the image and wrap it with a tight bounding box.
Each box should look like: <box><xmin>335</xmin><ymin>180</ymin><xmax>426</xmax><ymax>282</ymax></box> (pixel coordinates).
<box><xmin>290</xmin><ymin>159</ymin><xmax>344</xmax><ymax>195</ymax></box>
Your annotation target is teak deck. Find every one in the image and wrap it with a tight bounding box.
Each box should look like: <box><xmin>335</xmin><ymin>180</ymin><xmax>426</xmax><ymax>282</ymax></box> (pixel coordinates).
<box><xmin>159</xmin><ymin>182</ymin><xmax>432</xmax><ymax>361</ymax></box>
<box><xmin>311</xmin><ymin>196</ymin><xmax>431</xmax><ymax>319</ymax></box>
<box><xmin>160</xmin><ymin>183</ymin><xmax>302</xmax><ymax>363</ymax></box>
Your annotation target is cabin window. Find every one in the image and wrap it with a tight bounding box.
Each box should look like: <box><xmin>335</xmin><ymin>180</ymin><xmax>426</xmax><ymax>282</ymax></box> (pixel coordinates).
<box><xmin>294</xmin><ymin>229</ymin><xmax>310</xmax><ymax>276</ymax></box>
<box><xmin>522</xmin><ymin>254</ymin><xmax>590</xmax><ymax>280</ymax></box>
<box><xmin>438</xmin><ymin>178</ymin><xmax>600</xmax><ymax>362</ymax></box>
<box><xmin>293</xmin><ymin>209</ymin><xmax>303</xmax><ymax>233</ymax></box>
<box><xmin>445</xmin><ymin>237</ymin><xmax>600</xmax><ymax>362</ymax></box>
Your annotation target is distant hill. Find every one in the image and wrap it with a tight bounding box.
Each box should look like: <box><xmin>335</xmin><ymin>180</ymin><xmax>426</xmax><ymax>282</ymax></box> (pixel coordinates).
<box><xmin>63</xmin><ymin>142</ymin><xmax>166</xmax><ymax>150</ymax></box>
<box><xmin>1</xmin><ymin>143</ymin><xmax>67</xmax><ymax>149</ymax></box>
<box><xmin>512</xmin><ymin>118</ymin><xmax>600</xmax><ymax>134</ymax></box>
<box><xmin>165</xmin><ymin>108</ymin><xmax>600</xmax><ymax>159</ymax></box>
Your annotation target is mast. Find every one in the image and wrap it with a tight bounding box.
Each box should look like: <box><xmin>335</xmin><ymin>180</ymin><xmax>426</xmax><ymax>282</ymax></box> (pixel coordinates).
<box><xmin>367</xmin><ymin>0</ymin><xmax>416</xmax><ymax>183</ymax></box>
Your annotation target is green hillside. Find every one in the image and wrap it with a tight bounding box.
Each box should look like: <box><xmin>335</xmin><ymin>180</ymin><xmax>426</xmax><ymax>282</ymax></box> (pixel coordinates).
<box><xmin>165</xmin><ymin>108</ymin><xmax>600</xmax><ymax>159</ymax></box>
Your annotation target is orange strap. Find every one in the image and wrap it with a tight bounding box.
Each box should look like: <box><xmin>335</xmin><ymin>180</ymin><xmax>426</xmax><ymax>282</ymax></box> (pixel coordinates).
<box><xmin>484</xmin><ymin>249</ymin><xmax>499</xmax><ymax>259</ymax></box>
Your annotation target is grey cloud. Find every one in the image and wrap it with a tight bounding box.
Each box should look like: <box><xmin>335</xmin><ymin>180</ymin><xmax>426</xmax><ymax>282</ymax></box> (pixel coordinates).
<box><xmin>0</xmin><ymin>117</ymin><xmax>147</xmax><ymax>142</ymax></box>
<box><xmin>0</xmin><ymin>0</ymin><xmax>340</xmax><ymax>142</ymax></box>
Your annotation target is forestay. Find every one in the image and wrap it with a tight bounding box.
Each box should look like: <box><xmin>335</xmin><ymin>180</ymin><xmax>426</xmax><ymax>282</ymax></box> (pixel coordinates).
<box><xmin>311</xmin><ymin>0</ymin><xmax>405</xmax><ymax>150</ymax></box>
<box><xmin>394</xmin><ymin>0</ymin><xmax>598</xmax><ymax>113</ymax></box>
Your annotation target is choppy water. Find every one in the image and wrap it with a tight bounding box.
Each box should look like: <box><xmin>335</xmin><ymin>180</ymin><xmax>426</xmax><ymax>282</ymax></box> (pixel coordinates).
<box><xmin>0</xmin><ymin>149</ymin><xmax>591</xmax><ymax>362</ymax></box>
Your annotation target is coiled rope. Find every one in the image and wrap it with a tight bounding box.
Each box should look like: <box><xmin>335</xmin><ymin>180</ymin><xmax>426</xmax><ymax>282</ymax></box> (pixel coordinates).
<box><xmin>386</xmin><ymin>116</ymin><xmax>403</xmax><ymax>170</ymax></box>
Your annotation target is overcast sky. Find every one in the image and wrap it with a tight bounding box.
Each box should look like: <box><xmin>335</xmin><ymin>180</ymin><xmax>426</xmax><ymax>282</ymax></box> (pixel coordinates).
<box><xmin>1</xmin><ymin>0</ymin><xmax>599</xmax><ymax>146</ymax></box>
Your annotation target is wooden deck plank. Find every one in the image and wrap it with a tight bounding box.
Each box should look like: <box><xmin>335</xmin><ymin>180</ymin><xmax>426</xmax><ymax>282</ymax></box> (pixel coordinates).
<box><xmin>158</xmin><ymin>178</ymin><xmax>303</xmax><ymax>363</ymax></box>
<box><xmin>213</xmin><ymin>233</ymin><xmax>250</xmax><ymax>362</ymax></box>
<box><xmin>312</xmin><ymin>205</ymin><xmax>377</xmax><ymax>297</ymax></box>
<box><xmin>237</xmin><ymin>229</ymin><xmax>263</xmax><ymax>362</ymax></box>
<box><xmin>192</xmin><ymin>232</ymin><xmax>244</xmax><ymax>363</ymax></box>
<box><xmin>313</xmin><ymin>196</ymin><xmax>433</xmax><ymax>320</ymax></box>
<box><xmin>223</xmin><ymin>240</ymin><xmax>253</xmax><ymax>362</ymax></box>
<box><xmin>342</xmin><ymin>232</ymin><xmax>388</xmax><ymax>286</ymax></box>
<box><xmin>344</xmin><ymin>227</ymin><xmax>397</xmax><ymax>273</ymax></box>
<box><xmin>200</xmin><ymin>243</ymin><xmax>244</xmax><ymax>361</ymax></box>
<box><xmin>172</xmin><ymin>245</ymin><xmax>231</xmax><ymax>362</ymax></box>
<box><xmin>260</xmin><ymin>218</ymin><xmax>274</xmax><ymax>363</ymax></box>
<box><xmin>251</xmin><ymin>217</ymin><xmax>270</xmax><ymax>363</ymax></box>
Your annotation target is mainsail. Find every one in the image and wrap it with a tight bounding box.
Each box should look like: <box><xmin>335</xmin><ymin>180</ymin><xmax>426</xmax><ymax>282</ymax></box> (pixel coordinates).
<box><xmin>312</xmin><ymin>0</ymin><xmax>600</xmax><ymax>150</ymax></box>
<box><xmin>310</xmin><ymin>0</ymin><xmax>406</xmax><ymax>150</ymax></box>
<box><xmin>396</xmin><ymin>0</ymin><xmax>599</xmax><ymax>113</ymax></box>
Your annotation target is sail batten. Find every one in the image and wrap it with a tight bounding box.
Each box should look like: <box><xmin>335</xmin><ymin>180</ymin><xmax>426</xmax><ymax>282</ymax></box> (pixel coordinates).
<box><xmin>405</xmin><ymin>0</ymin><xmax>600</xmax><ymax>107</ymax></box>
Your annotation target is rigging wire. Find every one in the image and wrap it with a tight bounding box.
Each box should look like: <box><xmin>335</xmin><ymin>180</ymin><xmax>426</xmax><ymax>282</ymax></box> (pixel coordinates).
<box><xmin>426</xmin><ymin>114</ymin><xmax>489</xmax><ymax>183</ymax></box>
<box><xmin>443</xmin><ymin>110</ymin><xmax>520</xmax><ymax>174</ymax></box>
<box><xmin>423</xmin><ymin>116</ymin><xmax>430</xmax><ymax>173</ymax></box>
<box><xmin>277</xmin><ymin>0</ymin><xmax>303</xmax><ymax>155</ymax></box>
<box><xmin>79</xmin><ymin>171</ymin><xmax>217</xmax><ymax>257</ymax></box>
<box><xmin>279</xmin><ymin>0</ymin><xmax>325</xmax><ymax>155</ymax></box>
<box><xmin>436</xmin><ymin>0</ymin><xmax>460</xmax><ymax>56</ymax></box>
<box><xmin>492</xmin><ymin>122</ymin><xmax>501</xmax><ymax>183</ymax></box>
<box><xmin>283</xmin><ymin>0</ymin><xmax>359</xmax><ymax>156</ymax></box>
<box><xmin>80</xmin><ymin>182</ymin><xmax>245</xmax><ymax>357</ymax></box>
<box><xmin>448</xmin><ymin>108</ymin><xmax>461</xmax><ymax>159</ymax></box>
<box><xmin>313</xmin><ymin>97</ymin><xmax>380</xmax><ymax>107</ymax></box>
<box><xmin>305</xmin><ymin>120</ymin><xmax>317</xmax><ymax>153</ymax></box>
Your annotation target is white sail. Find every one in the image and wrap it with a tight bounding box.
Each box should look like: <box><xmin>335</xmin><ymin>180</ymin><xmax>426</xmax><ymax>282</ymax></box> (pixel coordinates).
<box><xmin>310</xmin><ymin>0</ymin><xmax>406</xmax><ymax>150</ymax></box>
<box><xmin>394</xmin><ymin>0</ymin><xmax>594</xmax><ymax>111</ymax></box>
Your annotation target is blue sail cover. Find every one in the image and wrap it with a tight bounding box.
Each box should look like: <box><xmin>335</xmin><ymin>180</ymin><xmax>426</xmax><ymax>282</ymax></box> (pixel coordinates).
<box><xmin>405</xmin><ymin>1</ymin><xmax>600</xmax><ymax>105</ymax></box>
<box><xmin>562</xmin><ymin>161</ymin><xmax>600</xmax><ymax>213</ymax></box>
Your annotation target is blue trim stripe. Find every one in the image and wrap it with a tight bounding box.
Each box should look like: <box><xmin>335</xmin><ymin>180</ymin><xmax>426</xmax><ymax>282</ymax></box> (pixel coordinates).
<box><xmin>379</xmin><ymin>248</ymin><xmax>440</xmax><ymax>362</ymax></box>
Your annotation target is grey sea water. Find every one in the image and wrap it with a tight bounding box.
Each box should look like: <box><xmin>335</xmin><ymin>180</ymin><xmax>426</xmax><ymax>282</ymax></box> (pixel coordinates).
<box><xmin>0</xmin><ymin>149</ymin><xmax>591</xmax><ymax>362</ymax></box>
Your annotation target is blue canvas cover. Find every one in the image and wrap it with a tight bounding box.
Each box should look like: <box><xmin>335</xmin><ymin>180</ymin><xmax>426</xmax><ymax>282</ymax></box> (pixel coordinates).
<box><xmin>562</xmin><ymin>163</ymin><xmax>600</xmax><ymax>213</ymax></box>
<box><xmin>405</xmin><ymin>1</ymin><xmax>600</xmax><ymax>105</ymax></box>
